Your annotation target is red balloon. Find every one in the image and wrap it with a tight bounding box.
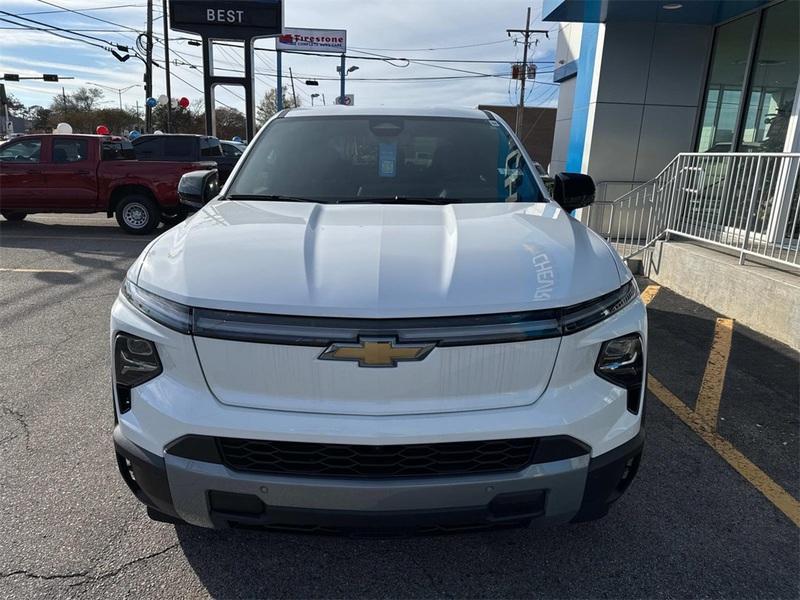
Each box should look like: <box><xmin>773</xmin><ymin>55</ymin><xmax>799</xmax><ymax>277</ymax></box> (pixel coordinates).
<box><xmin>96</xmin><ymin>125</ymin><xmax>110</xmax><ymax>135</ymax></box>
<box><xmin>178</xmin><ymin>97</ymin><xmax>190</xmax><ymax>109</ymax></box>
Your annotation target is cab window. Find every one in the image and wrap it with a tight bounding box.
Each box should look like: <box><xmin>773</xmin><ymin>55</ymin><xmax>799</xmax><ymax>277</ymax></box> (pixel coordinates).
<box><xmin>132</xmin><ymin>137</ymin><xmax>164</xmax><ymax>160</ymax></box>
<box><xmin>163</xmin><ymin>136</ymin><xmax>196</xmax><ymax>160</ymax></box>
<box><xmin>53</xmin><ymin>138</ymin><xmax>89</xmax><ymax>163</ymax></box>
<box><xmin>221</xmin><ymin>142</ymin><xmax>243</xmax><ymax>158</ymax></box>
<box><xmin>200</xmin><ymin>138</ymin><xmax>223</xmax><ymax>157</ymax></box>
<box><xmin>0</xmin><ymin>139</ymin><xmax>41</xmax><ymax>163</ymax></box>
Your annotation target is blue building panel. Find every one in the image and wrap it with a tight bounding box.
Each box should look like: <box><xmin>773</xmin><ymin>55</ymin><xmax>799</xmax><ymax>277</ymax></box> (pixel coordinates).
<box><xmin>543</xmin><ymin>0</ymin><xmax>769</xmax><ymax>25</ymax></box>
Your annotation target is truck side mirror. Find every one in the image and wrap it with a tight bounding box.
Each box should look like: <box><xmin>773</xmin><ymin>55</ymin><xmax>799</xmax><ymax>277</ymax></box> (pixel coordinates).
<box><xmin>553</xmin><ymin>172</ymin><xmax>595</xmax><ymax>212</ymax></box>
<box><xmin>179</xmin><ymin>169</ymin><xmax>218</xmax><ymax>210</ymax></box>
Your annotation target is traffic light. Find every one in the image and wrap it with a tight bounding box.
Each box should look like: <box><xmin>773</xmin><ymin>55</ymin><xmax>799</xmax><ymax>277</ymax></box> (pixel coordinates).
<box><xmin>3</xmin><ymin>74</ymin><xmax>20</xmax><ymax>82</ymax></box>
<box><xmin>42</xmin><ymin>74</ymin><xmax>59</xmax><ymax>82</ymax></box>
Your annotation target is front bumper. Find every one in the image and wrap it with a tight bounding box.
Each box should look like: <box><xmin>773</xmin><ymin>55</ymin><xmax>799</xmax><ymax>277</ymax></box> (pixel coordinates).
<box><xmin>114</xmin><ymin>425</ymin><xmax>644</xmax><ymax>532</ymax></box>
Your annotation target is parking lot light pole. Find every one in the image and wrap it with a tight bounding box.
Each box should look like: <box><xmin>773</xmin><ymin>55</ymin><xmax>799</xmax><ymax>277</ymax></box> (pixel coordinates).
<box><xmin>86</xmin><ymin>82</ymin><xmax>141</xmax><ymax>110</ymax></box>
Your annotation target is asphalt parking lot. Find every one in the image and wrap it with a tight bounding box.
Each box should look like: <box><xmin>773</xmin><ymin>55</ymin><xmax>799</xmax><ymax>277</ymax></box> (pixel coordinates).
<box><xmin>1</xmin><ymin>214</ymin><xmax>798</xmax><ymax>599</ymax></box>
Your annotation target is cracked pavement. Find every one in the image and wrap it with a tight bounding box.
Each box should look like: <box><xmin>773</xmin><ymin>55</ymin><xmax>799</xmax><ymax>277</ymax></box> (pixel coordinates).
<box><xmin>0</xmin><ymin>214</ymin><xmax>798</xmax><ymax>599</ymax></box>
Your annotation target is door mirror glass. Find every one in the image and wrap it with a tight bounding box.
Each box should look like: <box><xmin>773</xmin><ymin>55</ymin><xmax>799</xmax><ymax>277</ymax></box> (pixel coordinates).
<box><xmin>553</xmin><ymin>172</ymin><xmax>595</xmax><ymax>212</ymax></box>
<box><xmin>178</xmin><ymin>169</ymin><xmax>219</xmax><ymax>210</ymax></box>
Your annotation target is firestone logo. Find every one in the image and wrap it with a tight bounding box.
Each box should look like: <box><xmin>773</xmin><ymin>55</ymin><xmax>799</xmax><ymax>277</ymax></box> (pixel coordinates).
<box><xmin>278</xmin><ymin>34</ymin><xmax>345</xmax><ymax>45</ymax></box>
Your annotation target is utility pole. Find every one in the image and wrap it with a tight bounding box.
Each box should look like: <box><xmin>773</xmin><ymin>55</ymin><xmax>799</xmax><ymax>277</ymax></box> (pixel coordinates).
<box><xmin>288</xmin><ymin>67</ymin><xmax>297</xmax><ymax>107</ymax></box>
<box><xmin>507</xmin><ymin>8</ymin><xmax>549</xmax><ymax>137</ymax></box>
<box><xmin>144</xmin><ymin>0</ymin><xmax>154</xmax><ymax>132</ymax></box>
<box><xmin>276</xmin><ymin>49</ymin><xmax>283</xmax><ymax>111</ymax></box>
<box><xmin>162</xmin><ymin>0</ymin><xmax>172</xmax><ymax>132</ymax></box>
<box><xmin>339</xmin><ymin>55</ymin><xmax>345</xmax><ymax>102</ymax></box>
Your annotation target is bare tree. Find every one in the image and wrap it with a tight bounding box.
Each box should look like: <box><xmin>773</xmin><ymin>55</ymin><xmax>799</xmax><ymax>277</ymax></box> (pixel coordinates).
<box><xmin>256</xmin><ymin>87</ymin><xmax>299</xmax><ymax>127</ymax></box>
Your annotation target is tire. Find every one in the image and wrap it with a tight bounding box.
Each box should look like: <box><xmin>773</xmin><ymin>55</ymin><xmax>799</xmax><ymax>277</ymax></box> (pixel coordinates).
<box><xmin>115</xmin><ymin>194</ymin><xmax>160</xmax><ymax>235</ymax></box>
<box><xmin>1</xmin><ymin>211</ymin><xmax>27</xmax><ymax>222</ymax></box>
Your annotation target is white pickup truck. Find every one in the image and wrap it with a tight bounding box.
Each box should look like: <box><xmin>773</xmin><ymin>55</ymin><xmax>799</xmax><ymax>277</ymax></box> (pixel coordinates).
<box><xmin>110</xmin><ymin>107</ymin><xmax>646</xmax><ymax>533</ymax></box>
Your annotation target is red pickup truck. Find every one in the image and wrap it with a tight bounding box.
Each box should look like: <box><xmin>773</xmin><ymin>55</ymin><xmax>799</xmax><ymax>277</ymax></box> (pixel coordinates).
<box><xmin>0</xmin><ymin>134</ymin><xmax>215</xmax><ymax>234</ymax></box>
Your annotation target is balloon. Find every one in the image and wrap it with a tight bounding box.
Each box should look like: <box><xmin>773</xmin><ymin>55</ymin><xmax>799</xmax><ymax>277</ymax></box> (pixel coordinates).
<box><xmin>153</xmin><ymin>130</ymin><xmax>164</xmax><ymax>135</ymax></box>
<box><xmin>232</xmin><ymin>136</ymin><xmax>242</xmax><ymax>143</ymax></box>
<box><xmin>145</xmin><ymin>97</ymin><xmax>157</xmax><ymax>108</ymax></box>
<box><xmin>170</xmin><ymin>98</ymin><xmax>178</xmax><ymax>109</ymax></box>
<box><xmin>96</xmin><ymin>125</ymin><xmax>110</xmax><ymax>135</ymax></box>
<box><xmin>55</xmin><ymin>122</ymin><xmax>72</xmax><ymax>134</ymax></box>
<box><xmin>178</xmin><ymin>97</ymin><xmax>190</xmax><ymax>109</ymax></box>
<box><xmin>157</xmin><ymin>94</ymin><xmax>168</xmax><ymax>106</ymax></box>
<box><xmin>128</xmin><ymin>130</ymin><xmax>141</xmax><ymax>140</ymax></box>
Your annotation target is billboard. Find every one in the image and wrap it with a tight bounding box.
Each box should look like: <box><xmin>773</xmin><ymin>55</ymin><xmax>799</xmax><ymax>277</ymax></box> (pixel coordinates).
<box><xmin>169</xmin><ymin>0</ymin><xmax>282</xmax><ymax>40</ymax></box>
<box><xmin>276</xmin><ymin>28</ymin><xmax>346</xmax><ymax>54</ymax></box>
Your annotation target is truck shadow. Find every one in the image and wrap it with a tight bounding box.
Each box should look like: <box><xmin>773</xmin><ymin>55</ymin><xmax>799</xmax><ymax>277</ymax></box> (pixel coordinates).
<box><xmin>0</xmin><ymin>219</ymin><xmax>155</xmax><ymax>325</ymax></box>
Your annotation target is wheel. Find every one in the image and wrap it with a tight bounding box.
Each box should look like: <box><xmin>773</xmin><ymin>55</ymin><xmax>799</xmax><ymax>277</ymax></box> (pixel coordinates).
<box><xmin>115</xmin><ymin>194</ymin><xmax>160</xmax><ymax>235</ymax></box>
<box><xmin>1</xmin><ymin>211</ymin><xmax>27</xmax><ymax>222</ymax></box>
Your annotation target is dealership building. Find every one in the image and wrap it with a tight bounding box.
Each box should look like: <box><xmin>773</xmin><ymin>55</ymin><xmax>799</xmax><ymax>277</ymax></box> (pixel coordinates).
<box><xmin>543</xmin><ymin>0</ymin><xmax>799</xmax><ymax>348</ymax></box>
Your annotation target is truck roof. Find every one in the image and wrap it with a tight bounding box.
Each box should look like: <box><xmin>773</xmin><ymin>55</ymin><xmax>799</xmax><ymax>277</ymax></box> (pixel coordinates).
<box><xmin>282</xmin><ymin>106</ymin><xmax>490</xmax><ymax>120</ymax></box>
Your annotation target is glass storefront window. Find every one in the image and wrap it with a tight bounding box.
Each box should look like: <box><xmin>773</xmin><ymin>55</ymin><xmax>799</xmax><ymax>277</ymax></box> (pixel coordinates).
<box><xmin>738</xmin><ymin>0</ymin><xmax>799</xmax><ymax>152</ymax></box>
<box><xmin>696</xmin><ymin>13</ymin><xmax>757</xmax><ymax>152</ymax></box>
<box><xmin>697</xmin><ymin>0</ymin><xmax>799</xmax><ymax>153</ymax></box>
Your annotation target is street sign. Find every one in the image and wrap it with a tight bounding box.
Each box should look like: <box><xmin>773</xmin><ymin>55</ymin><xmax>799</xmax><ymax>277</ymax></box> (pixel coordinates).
<box><xmin>42</xmin><ymin>74</ymin><xmax>59</xmax><ymax>82</ymax></box>
<box><xmin>169</xmin><ymin>0</ymin><xmax>282</xmax><ymax>40</ymax></box>
<box><xmin>3</xmin><ymin>74</ymin><xmax>19</xmax><ymax>82</ymax></box>
<box><xmin>335</xmin><ymin>95</ymin><xmax>354</xmax><ymax>106</ymax></box>
<box><xmin>276</xmin><ymin>28</ymin><xmax>346</xmax><ymax>54</ymax></box>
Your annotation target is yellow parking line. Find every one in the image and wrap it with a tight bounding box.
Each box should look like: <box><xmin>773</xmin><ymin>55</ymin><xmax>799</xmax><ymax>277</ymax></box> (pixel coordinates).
<box><xmin>648</xmin><ymin>375</ymin><xmax>800</xmax><ymax>527</ymax></box>
<box><xmin>695</xmin><ymin>318</ymin><xmax>734</xmax><ymax>430</ymax></box>
<box><xmin>640</xmin><ymin>284</ymin><xmax>661</xmax><ymax>305</ymax></box>
<box><xmin>0</xmin><ymin>268</ymin><xmax>75</xmax><ymax>273</ymax></box>
<box><xmin>638</xmin><ymin>285</ymin><xmax>799</xmax><ymax>526</ymax></box>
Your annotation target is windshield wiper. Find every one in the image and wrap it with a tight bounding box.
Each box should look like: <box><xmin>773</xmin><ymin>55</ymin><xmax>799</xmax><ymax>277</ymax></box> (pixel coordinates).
<box><xmin>350</xmin><ymin>196</ymin><xmax>452</xmax><ymax>205</ymax></box>
<box><xmin>226</xmin><ymin>194</ymin><xmax>321</xmax><ymax>203</ymax></box>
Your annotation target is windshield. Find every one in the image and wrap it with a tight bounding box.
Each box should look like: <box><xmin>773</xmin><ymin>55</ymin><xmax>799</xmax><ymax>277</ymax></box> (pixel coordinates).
<box><xmin>228</xmin><ymin>115</ymin><xmax>546</xmax><ymax>204</ymax></box>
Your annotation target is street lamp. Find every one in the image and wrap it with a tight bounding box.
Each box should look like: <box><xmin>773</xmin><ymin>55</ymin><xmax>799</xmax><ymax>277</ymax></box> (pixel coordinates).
<box><xmin>311</xmin><ymin>93</ymin><xmax>320</xmax><ymax>106</ymax></box>
<box><xmin>85</xmin><ymin>82</ymin><xmax>141</xmax><ymax>109</ymax></box>
<box><xmin>347</xmin><ymin>66</ymin><xmax>359</xmax><ymax>75</ymax></box>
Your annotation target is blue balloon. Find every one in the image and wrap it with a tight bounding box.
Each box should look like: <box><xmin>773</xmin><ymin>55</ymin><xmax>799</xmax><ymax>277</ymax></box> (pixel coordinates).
<box><xmin>145</xmin><ymin>97</ymin><xmax>157</xmax><ymax>108</ymax></box>
<box><xmin>232</xmin><ymin>136</ymin><xmax>242</xmax><ymax>143</ymax></box>
<box><xmin>129</xmin><ymin>130</ymin><xmax>141</xmax><ymax>140</ymax></box>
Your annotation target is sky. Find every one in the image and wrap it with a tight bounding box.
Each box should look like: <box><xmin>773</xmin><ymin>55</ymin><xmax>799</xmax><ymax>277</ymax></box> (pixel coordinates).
<box><xmin>0</xmin><ymin>0</ymin><xmax>559</xmax><ymax>114</ymax></box>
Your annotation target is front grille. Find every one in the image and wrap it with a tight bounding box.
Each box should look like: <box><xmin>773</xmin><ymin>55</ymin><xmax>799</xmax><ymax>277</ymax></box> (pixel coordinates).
<box><xmin>217</xmin><ymin>437</ymin><xmax>539</xmax><ymax>478</ymax></box>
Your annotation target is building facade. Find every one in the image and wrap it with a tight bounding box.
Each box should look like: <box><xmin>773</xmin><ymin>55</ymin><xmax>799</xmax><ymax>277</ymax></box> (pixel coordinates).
<box><xmin>545</xmin><ymin>0</ymin><xmax>799</xmax><ymax>202</ymax></box>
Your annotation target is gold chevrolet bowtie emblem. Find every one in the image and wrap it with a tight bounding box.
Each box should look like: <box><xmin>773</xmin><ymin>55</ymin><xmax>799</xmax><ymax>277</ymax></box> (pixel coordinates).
<box><xmin>318</xmin><ymin>338</ymin><xmax>435</xmax><ymax>367</ymax></box>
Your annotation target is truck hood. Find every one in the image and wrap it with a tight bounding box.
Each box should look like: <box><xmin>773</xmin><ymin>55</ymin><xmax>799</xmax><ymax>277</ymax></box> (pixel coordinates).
<box><xmin>136</xmin><ymin>200</ymin><xmax>624</xmax><ymax>317</ymax></box>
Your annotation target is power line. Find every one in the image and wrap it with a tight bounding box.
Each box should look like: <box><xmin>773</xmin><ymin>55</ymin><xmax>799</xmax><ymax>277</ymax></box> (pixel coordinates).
<box><xmin>0</xmin><ymin>10</ymin><xmax>135</xmax><ymax>53</ymax></box>
<box><xmin>350</xmin><ymin>38</ymin><xmax>517</xmax><ymax>52</ymax></box>
<box><xmin>19</xmin><ymin>4</ymin><xmax>146</xmax><ymax>16</ymax></box>
<box><xmin>0</xmin><ymin>26</ymin><xmax>135</xmax><ymax>32</ymax></box>
<box><xmin>0</xmin><ymin>16</ymin><xmax>115</xmax><ymax>53</ymax></box>
<box><xmin>32</xmin><ymin>0</ymin><xmax>142</xmax><ymax>33</ymax></box>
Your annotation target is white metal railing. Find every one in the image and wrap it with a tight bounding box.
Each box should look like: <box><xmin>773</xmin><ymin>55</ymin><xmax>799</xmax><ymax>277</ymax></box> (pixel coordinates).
<box><xmin>586</xmin><ymin>152</ymin><xmax>800</xmax><ymax>269</ymax></box>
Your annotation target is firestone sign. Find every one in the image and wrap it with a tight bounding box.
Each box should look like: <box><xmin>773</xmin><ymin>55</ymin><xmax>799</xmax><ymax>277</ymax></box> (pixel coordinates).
<box><xmin>276</xmin><ymin>28</ymin><xmax>346</xmax><ymax>54</ymax></box>
<box><xmin>169</xmin><ymin>0</ymin><xmax>282</xmax><ymax>40</ymax></box>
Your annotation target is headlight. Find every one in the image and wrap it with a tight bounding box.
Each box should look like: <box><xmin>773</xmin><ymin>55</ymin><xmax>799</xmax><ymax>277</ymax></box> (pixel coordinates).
<box><xmin>595</xmin><ymin>333</ymin><xmax>644</xmax><ymax>414</ymax></box>
<box><xmin>113</xmin><ymin>332</ymin><xmax>163</xmax><ymax>413</ymax></box>
<box><xmin>122</xmin><ymin>278</ymin><xmax>192</xmax><ymax>333</ymax></box>
<box><xmin>562</xmin><ymin>279</ymin><xmax>638</xmax><ymax>334</ymax></box>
